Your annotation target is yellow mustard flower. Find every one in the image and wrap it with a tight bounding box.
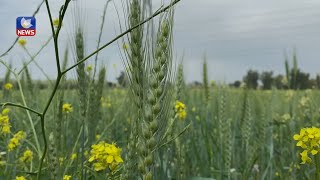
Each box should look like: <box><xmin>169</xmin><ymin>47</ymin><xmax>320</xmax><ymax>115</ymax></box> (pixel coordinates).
<box><xmin>88</xmin><ymin>141</ymin><xmax>124</xmax><ymax>171</ymax></box>
<box><xmin>53</xmin><ymin>18</ymin><xmax>61</xmax><ymax>28</ymax></box>
<box><xmin>0</xmin><ymin>114</ymin><xmax>9</xmax><ymax>124</ymax></box>
<box><xmin>4</xmin><ymin>83</ymin><xmax>13</xmax><ymax>90</ymax></box>
<box><xmin>71</xmin><ymin>153</ymin><xmax>77</xmax><ymax>160</ymax></box>
<box><xmin>63</xmin><ymin>175</ymin><xmax>71</xmax><ymax>180</ymax></box>
<box><xmin>293</xmin><ymin>127</ymin><xmax>320</xmax><ymax>164</ymax></box>
<box><xmin>18</xmin><ymin>39</ymin><xmax>27</xmax><ymax>47</ymax></box>
<box><xmin>15</xmin><ymin>176</ymin><xmax>26</xmax><ymax>180</ymax></box>
<box><xmin>1</xmin><ymin>108</ymin><xmax>10</xmax><ymax>115</ymax></box>
<box><xmin>8</xmin><ymin>131</ymin><xmax>26</xmax><ymax>151</ymax></box>
<box><xmin>62</xmin><ymin>103</ymin><xmax>73</xmax><ymax>113</ymax></box>
<box><xmin>19</xmin><ymin>149</ymin><xmax>33</xmax><ymax>163</ymax></box>
<box><xmin>123</xmin><ymin>43</ymin><xmax>128</xmax><ymax>50</ymax></box>
<box><xmin>175</xmin><ymin>100</ymin><xmax>187</xmax><ymax>120</ymax></box>
<box><xmin>95</xmin><ymin>134</ymin><xmax>101</xmax><ymax>141</ymax></box>
<box><xmin>86</xmin><ymin>65</ymin><xmax>93</xmax><ymax>72</ymax></box>
<box><xmin>300</xmin><ymin>150</ymin><xmax>312</xmax><ymax>164</ymax></box>
<box><xmin>0</xmin><ymin>113</ymin><xmax>11</xmax><ymax>135</ymax></box>
<box><xmin>178</xmin><ymin>110</ymin><xmax>187</xmax><ymax>120</ymax></box>
<box><xmin>1</xmin><ymin>124</ymin><xmax>11</xmax><ymax>134</ymax></box>
<box><xmin>175</xmin><ymin>101</ymin><xmax>185</xmax><ymax>111</ymax></box>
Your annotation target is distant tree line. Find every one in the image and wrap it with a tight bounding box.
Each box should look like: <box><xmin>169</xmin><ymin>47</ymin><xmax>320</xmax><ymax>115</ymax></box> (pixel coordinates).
<box><xmin>187</xmin><ymin>52</ymin><xmax>320</xmax><ymax>90</ymax></box>
<box><xmin>230</xmin><ymin>53</ymin><xmax>320</xmax><ymax>90</ymax></box>
<box><xmin>229</xmin><ymin>70</ymin><xmax>320</xmax><ymax>90</ymax></box>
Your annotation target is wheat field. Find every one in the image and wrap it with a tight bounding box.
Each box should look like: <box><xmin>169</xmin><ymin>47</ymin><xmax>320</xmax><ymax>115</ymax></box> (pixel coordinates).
<box><xmin>1</xmin><ymin>0</ymin><xmax>320</xmax><ymax>180</ymax></box>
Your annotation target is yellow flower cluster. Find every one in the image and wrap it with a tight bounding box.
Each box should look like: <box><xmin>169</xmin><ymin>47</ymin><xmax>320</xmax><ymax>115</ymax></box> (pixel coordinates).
<box><xmin>71</xmin><ymin>153</ymin><xmax>77</xmax><ymax>160</ymax></box>
<box><xmin>175</xmin><ymin>101</ymin><xmax>187</xmax><ymax>120</ymax></box>
<box><xmin>86</xmin><ymin>65</ymin><xmax>93</xmax><ymax>72</ymax></box>
<box><xmin>19</xmin><ymin>149</ymin><xmax>33</xmax><ymax>163</ymax></box>
<box><xmin>15</xmin><ymin>176</ymin><xmax>26</xmax><ymax>180</ymax></box>
<box><xmin>0</xmin><ymin>108</ymin><xmax>11</xmax><ymax>134</ymax></box>
<box><xmin>293</xmin><ymin>127</ymin><xmax>320</xmax><ymax>164</ymax></box>
<box><xmin>8</xmin><ymin>131</ymin><xmax>26</xmax><ymax>151</ymax></box>
<box><xmin>53</xmin><ymin>18</ymin><xmax>61</xmax><ymax>28</ymax></box>
<box><xmin>123</xmin><ymin>43</ymin><xmax>128</xmax><ymax>50</ymax></box>
<box><xmin>63</xmin><ymin>175</ymin><xmax>71</xmax><ymax>180</ymax></box>
<box><xmin>16</xmin><ymin>176</ymin><xmax>27</xmax><ymax>180</ymax></box>
<box><xmin>18</xmin><ymin>39</ymin><xmax>27</xmax><ymax>47</ymax></box>
<box><xmin>96</xmin><ymin>134</ymin><xmax>101</xmax><ymax>141</ymax></box>
<box><xmin>4</xmin><ymin>83</ymin><xmax>13</xmax><ymax>90</ymax></box>
<box><xmin>88</xmin><ymin>141</ymin><xmax>124</xmax><ymax>171</ymax></box>
<box><xmin>62</xmin><ymin>103</ymin><xmax>73</xmax><ymax>113</ymax></box>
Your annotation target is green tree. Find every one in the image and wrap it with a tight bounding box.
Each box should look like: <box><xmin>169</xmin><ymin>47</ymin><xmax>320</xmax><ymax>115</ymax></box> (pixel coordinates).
<box><xmin>292</xmin><ymin>69</ymin><xmax>311</xmax><ymax>89</ymax></box>
<box><xmin>274</xmin><ymin>75</ymin><xmax>285</xmax><ymax>89</ymax></box>
<box><xmin>260</xmin><ymin>71</ymin><xmax>274</xmax><ymax>89</ymax></box>
<box><xmin>316</xmin><ymin>74</ymin><xmax>320</xmax><ymax>89</ymax></box>
<box><xmin>243</xmin><ymin>69</ymin><xmax>259</xmax><ymax>89</ymax></box>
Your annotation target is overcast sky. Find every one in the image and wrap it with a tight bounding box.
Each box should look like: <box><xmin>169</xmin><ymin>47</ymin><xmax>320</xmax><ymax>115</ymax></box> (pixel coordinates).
<box><xmin>0</xmin><ymin>0</ymin><xmax>320</xmax><ymax>83</ymax></box>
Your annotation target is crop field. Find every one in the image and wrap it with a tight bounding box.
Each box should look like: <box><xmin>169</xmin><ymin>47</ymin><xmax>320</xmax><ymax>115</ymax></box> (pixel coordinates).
<box><xmin>2</xmin><ymin>78</ymin><xmax>320</xmax><ymax>180</ymax></box>
<box><xmin>1</xmin><ymin>0</ymin><xmax>320</xmax><ymax>180</ymax></box>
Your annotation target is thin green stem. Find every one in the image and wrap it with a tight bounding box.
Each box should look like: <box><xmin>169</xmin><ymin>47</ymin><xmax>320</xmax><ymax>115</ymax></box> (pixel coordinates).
<box><xmin>56</xmin><ymin>0</ymin><xmax>71</xmax><ymax>37</ymax></box>
<box><xmin>0</xmin><ymin>102</ymin><xmax>41</xmax><ymax>116</ymax></box>
<box><xmin>44</xmin><ymin>0</ymin><xmax>64</xmax><ymax>74</ymax></box>
<box><xmin>157</xmin><ymin>123</ymin><xmax>190</xmax><ymax>150</ymax></box>
<box><xmin>37</xmin><ymin>75</ymin><xmax>62</xmax><ymax>180</ymax></box>
<box><xmin>44</xmin><ymin>0</ymin><xmax>55</xmax><ymax>39</ymax></box>
<box><xmin>15</xmin><ymin>73</ymin><xmax>42</xmax><ymax>156</ymax></box>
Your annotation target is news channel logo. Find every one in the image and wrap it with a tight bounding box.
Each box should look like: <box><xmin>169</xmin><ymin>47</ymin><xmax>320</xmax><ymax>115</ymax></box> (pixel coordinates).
<box><xmin>16</xmin><ymin>17</ymin><xmax>36</xmax><ymax>36</ymax></box>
